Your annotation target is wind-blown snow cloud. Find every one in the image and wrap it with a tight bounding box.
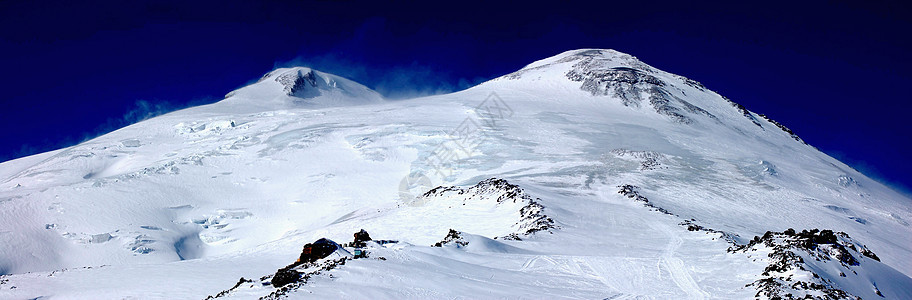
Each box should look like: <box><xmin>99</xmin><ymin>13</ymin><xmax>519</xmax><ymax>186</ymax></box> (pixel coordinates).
<box><xmin>272</xmin><ymin>17</ymin><xmax>488</xmax><ymax>100</ymax></box>
<box><xmin>274</xmin><ymin>53</ymin><xmax>485</xmax><ymax>100</ymax></box>
<box><xmin>81</xmin><ymin>99</ymin><xmax>209</xmax><ymax>143</ymax></box>
<box><xmin>825</xmin><ymin>149</ymin><xmax>912</xmax><ymax>199</ymax></box>
<box><xmin>10</xmin><ymin>100</ymin><xmax>182</xmax><ymax>160</ymax></box>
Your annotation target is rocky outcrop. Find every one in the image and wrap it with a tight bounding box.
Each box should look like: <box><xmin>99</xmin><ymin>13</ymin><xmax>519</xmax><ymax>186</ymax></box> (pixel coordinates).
<box><xmin>759</xmin><ymin>114</ymin><xmax>807</xmax><ymax>144</ymax></box>
<box><xmin>432</xmin><ymin>229</ymin><xmax>469</xmax><ymax>248</ymax></box>
<box><xmin>729</xmin><ymin>229</ymin><xmax>883</xmax><ymax>300</ymax></box>
<box><xmin>422</xmin><ymin>178</ymin><xmax>555</xmax><ymax>240</ymax></box>
<box><xmin>275</xmin><ymin>69</ymin><xmax>322</xmax><ymax>98</ymax></box>
<box><xmin>206</xmin><ymin>235</ymin><xmax>369</xmax><ymax>299</ymax></box>
<box><xmin>500</xmin><ymin>199</ymin><xmax>554</xmax><ymax>241</ymax></box>
<box><xmin>722</xmin><ymin>96</ymin><xmax>764</xmax><ymax>128</ymax></box>
<box><xmin>679</xmin><ymin>219</ymin><xmax>740</xmax><ymax>244</ymax></box>
<box><xmin>610</xmin><ymin>149</ymin><xmax>666</xmax><ymax>171</ymax></box>
<box><xmin>263</xmin><ymin>257</ymin><xmax>349</xmax><ymax>299</ymax></box>
<box><xmin>615</xmin><ymin>183</ymin><xmax>891</xmax><ymax>299</ymax></box>
<box><xmin>563</xmin><ymin>53</ymin><xmax>717</xmax><ymax>124</ymax></box>
<box><xmin>617</xmin><ymin>184</ymin><xmax>674</xmax><ymax>216</ymax></box>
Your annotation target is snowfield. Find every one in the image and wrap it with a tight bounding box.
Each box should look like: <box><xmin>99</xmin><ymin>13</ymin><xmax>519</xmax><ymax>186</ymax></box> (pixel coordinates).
<box><xmin>1</xmin><ymin>49</ymin><xmax>909</xmax><ymax>299</ymax></box>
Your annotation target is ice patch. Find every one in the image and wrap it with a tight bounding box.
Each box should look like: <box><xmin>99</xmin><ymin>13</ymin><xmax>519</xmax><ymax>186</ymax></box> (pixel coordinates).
<box><xmin>824</xmin><ymin>205</ymin><xmax>851</xmax><ymax>214</ymax></box>
<box><xmin>837</xmin><ymin>175</ymin><xmax>858</xmax><ymax>187</ymax></box>
<box><xmin>121</xmin><ymin>139</ymin><xmax>142</xmax><ymax>147</ymax></box>
<box><xmin>849</xmin><ymin>217</ymin><xmax>868</xmax><ymax>225</ymax></box>
<box><xmin>258</xmin><ymin>125</ymin><xmax>332</xmax><ymax>157</ymax></box>
<box><xmin>128</xmin><ymin>234</ymin><xmax>155</xmax><ymax>254</ymax></box>
<box><xmin>174</xmin><ymin>119</ymin><xmax>237</xmax><ymax>136</ymax></box>
<box><xmin>195</xmin><ymin>209</ymin><xmax>254</xmax><ymax>245</ymax></box>
<box><xmin>88</xmin><ymin>233</ymin><xmax>113</xmax><ymax>244</ymax></box>
<box><xmin>890</xmin><ymin>213</ymin><xmax>909</xmax><ymax>226</ymax></box>
<box><xmin>174</xmin><ymin>233</ymin><xmax>205</xmax><ymax>260</ymax></box>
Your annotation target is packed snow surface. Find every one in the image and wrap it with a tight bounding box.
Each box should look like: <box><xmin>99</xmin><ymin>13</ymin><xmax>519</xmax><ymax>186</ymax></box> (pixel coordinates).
<box><xmin>1</xmin><ymin>49</ymin><xmax>909</xmax><ymax>299</ymax></box>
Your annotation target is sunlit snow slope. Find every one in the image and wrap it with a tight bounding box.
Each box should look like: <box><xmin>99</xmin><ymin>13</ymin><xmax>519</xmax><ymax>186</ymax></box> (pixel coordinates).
<box><xmin>1</xmin><ymin>49</ymin><xmax>909</xmax><ymax>299</ymax></box>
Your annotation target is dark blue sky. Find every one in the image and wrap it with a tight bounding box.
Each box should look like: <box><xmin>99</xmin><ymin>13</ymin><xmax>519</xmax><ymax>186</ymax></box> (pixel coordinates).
<box><xmin>1</xmin><ymin>1</ymin><xmax>909</xmax><ymax>195</ymax></box>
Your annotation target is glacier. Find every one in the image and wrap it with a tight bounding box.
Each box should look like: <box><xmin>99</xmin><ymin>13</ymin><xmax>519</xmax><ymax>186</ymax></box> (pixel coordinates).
<box><xmin>0</xmin><ymin>49</ymin><xmax>909</xmax><ymax>299</ymax></box>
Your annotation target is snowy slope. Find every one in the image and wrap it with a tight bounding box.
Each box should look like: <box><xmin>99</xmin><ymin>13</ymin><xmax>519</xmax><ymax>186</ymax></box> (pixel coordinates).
<box><xmin>220</xmin><ymin>66</ymin><xmax>384</xmax><ymax>112</ymax></box>
<box><xmin>1</xmin><ymin>49</ymin><xmax>909</xmax><ymax>299</ymax></box>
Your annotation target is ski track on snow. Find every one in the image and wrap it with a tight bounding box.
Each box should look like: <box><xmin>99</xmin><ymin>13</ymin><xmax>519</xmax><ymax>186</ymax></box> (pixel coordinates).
<box><xmin>650</xmin><ymin>221</ymin><xmax>709</xmax><ymax>299</ymax></box>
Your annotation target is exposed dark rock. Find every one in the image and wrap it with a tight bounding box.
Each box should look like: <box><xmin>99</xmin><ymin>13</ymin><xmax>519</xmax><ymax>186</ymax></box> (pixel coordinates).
<box><xmin>729</xmin><ymin>228</ymin><xmax>882</xmax><ymax>299</ymax></box>
<box><xmin>208</xmin><ymin>231</ymin><xmax>396</xmax><ymax>298</ymax></box>
<box><xmin>503</xmin><ymin>49</ymin><xmax>654</xmax><ymax>80</ymax></box>
<box><xmin>679</xmin><ymin>219</ymin><xmax>740</xmax><ymax>244</ymax></box>
<box><xmin>722</xmin><ymin>96</ymin><xmax>763</xmax><ymax>128</ymax></box>
<box><xmin>421</xmin><ymin>185</ymin><xmax>462</xmax><ymax>198</ymax></box>
<box><xmin>758</xmin><ymin>114</ymin><xmax>807</xmax><ymax>145</ymax></box>
<box><xmin>516</xmin><ymin>199</ymin><xmax>555</xmax><ymax>235</ymax></box>
<box><xmin>206</xmin><ymin>256</ymin><xmax>349</xmax><ymax>299</ymax></box>
<box><xmin>861</xmin><ymin>248</ymin><xmax>880</xmax><ymax>261</ymax></box>
<box><xmin>615</xmin><ymin>183</ymin><xmax>886</xmax><ymax>299</ymax></box>
<box><xmin>424</xmin><ymin>178</ymin><xmax>523</xmax><ymax>204</ymax></box>
<box><xmin>502</xmin><ymin>50</ymin><xmax>719</xmax><ymax>125</ymax></box>
<box><xmin>262</xmin><ymin>257</ymin><xmax>349</xmax><ymax>299</ymax></box>
<box><xmin>423</xmin><ymin>178</ymin><xmax>556</xmax><ymax>239</ymax></box>
<box><xmin>275</xmin><ymin>69</ymin><xmax>322</xmax><ymax>99</ymax></box>
<box><xmin>204</xmin><ymin>277</ymin><xmax>254</xmax><ymax>299</ymax></box>
<box><xmin>748</xmin><ymin>277</ymin><xmax>858</xmax><ymax>300</ymax></box>
<box><xmin>271</xmin><ymin>266</ymin><xmax>301</xmax><ymax>288</ymax></box>
<box><xmin>206</xmin><ymin>277</ymin><xmax>253</xmax><ymax>300</ymax></box>
<box><xmin>498</xmin><ymin>198</ymin><xmax>556</xmax><ymax>241</ymax></box>
<box><xmin>610</xmin><ymin>149</ymin><xmax>666</xmax><ymax>171</ymax></box>
<box><xmin>617</xmin><ymin>184</ymin><xmax>674</xmax><ymax>216</ymax></box>
<box><xmin>433</xmin><ymin>229</ymin><xmax>469</xmax><ymax>247</ymax></box>
<box><xmin>265</xmin><ymin>238</ymin><xmax>342</xmax><ymax>288</ymax></box>
<box><xmin>565</xmin><ymin>59</ymin><xmax>716</xmax><ymax>124</ymax></box>
<box><xmin>618</xmin><ymin>185</ymin><xmax>744</xmax><ymax>243</ymax></box>
<box><xmin>676</xmin><ymin>75</ymin><xmax>708</xmax><ymax>91</ymax></box>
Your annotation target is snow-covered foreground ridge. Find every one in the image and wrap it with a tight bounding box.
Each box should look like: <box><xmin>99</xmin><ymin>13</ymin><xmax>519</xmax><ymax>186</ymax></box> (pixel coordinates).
<box><xmin>1</xmin><ymin>49</ymin><xmax>909</xmax><ymax>299</ymax></box>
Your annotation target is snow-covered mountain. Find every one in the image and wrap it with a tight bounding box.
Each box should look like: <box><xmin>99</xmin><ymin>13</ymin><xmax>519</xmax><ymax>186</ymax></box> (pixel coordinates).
<box><xmin>222</xmin><ymin>67</ymin><xmax>384</xmax><ymax>112</ymax></box>
<box><xmin>1</xmin><ymin>49</ymin><xmax>909</xmax><ymax>299</ymax></box>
